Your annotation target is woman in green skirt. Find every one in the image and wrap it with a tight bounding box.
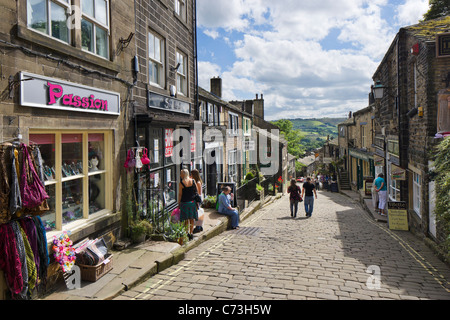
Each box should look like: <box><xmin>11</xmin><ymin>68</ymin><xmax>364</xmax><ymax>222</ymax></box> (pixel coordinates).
<box><xmin>178</xmin><ymin>169</ymin><xmax>199</xmax><ymax>240</ymax></box>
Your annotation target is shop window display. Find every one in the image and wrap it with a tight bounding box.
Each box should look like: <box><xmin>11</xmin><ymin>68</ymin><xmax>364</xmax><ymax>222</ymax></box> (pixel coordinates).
<box><xmin>29</xmin><ymin>131</ymin><xmax>111</xmax><ymax>232</ymax></box>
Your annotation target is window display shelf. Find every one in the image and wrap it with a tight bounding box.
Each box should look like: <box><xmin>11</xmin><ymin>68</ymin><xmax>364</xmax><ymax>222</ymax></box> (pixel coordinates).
<box><xmin>88</xmin><ymin>170</ymin><xmax>106</xmax><ymax>176</ymax></box>
<box><xmin>61</xmin><ymin>174</ymin><xmax>85</xmax><ymax>182</ymax></box>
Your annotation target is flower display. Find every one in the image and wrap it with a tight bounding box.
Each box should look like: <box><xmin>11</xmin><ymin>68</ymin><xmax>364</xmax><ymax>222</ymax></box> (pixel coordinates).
<box><xmin>52</xmin><ymin>231</ymin><xmax>76</xmax><ymax>273</ymax></box>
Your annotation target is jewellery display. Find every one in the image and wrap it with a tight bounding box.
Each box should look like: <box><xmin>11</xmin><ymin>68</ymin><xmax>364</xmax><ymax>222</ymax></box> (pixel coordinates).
<box><xmin>43</xmin><ymin>165</ymin><xmax>55</xmax><ymax>181</ymax></box>
<box><xmin>61</xmin><ymin>162</ymin><xmax>83</xmax><ymax>177</ymax></box>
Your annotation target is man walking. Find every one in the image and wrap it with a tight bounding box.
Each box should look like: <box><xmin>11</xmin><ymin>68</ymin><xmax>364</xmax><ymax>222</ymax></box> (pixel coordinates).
<box><xmin>302</xmin><ymin>177</ymin><xmax>317</xmax><ymax>217</ymax></box>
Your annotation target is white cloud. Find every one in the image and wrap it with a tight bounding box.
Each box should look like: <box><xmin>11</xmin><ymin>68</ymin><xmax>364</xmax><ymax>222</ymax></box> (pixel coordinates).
<box><xmin>396</xmin><ymin>0</ymin><xmax>429</xmax><ymax>25</ymax></box>
<box><xmin>196</xmin><ymin>0</ymin><xmax>429</xmax><ymax>120</ymax></box>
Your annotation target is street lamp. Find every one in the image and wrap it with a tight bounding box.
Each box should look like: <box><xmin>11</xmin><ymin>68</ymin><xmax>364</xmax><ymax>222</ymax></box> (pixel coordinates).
<box><xmin>372</xmin><ymin>80</ymin><xmax>386</xmax><ymax>100</ymax></box>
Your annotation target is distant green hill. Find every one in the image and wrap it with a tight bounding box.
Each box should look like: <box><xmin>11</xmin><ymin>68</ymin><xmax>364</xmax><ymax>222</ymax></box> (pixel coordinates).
<box><xmin>273</xmin><ymin>118</ymin><xmax>345</xmax><ymax>155</ymax></box>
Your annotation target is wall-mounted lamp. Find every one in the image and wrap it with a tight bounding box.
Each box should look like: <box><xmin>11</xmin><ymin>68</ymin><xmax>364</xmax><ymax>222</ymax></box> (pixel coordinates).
<box><xmin>407</xmin><ymin>107</ymin><xmax>418</xmax><ymax>118</ymax></box>
<box><xmin>372</xmin><ymin>80</ymin><xmax>386</xmax><ymax>100</ymax></box>
<box><xmin>170</xmin><ymin>63</ymin><xmax>181</xmax><ymax>72</ymax></box>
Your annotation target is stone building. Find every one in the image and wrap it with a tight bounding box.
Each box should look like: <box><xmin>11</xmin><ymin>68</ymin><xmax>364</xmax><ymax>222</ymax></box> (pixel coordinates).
<box><xmin>371</xmin><ymin>16</ymin><xmax>450</xmax><ymax>244</ymax></box>
<box><xmin>132</xmin><ymin>0</ymin><xmax>198</xmax><ymax>216</ymax></box>
<box><xmin>0</xmin><ymin>0</ymin><xmax>136</xmax><ymax>296</ymax></box>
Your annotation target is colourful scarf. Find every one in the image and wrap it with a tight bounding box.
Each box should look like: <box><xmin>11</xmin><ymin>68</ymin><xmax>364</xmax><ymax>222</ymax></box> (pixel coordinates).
<box><xmin>0</xmin><ymin>223</ymin><xmax>23</xmax><ymax>295</ymax></box>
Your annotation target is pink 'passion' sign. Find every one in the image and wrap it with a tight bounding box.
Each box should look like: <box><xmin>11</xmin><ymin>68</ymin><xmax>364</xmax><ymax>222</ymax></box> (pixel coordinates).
<box><xmin>19</xmin><ymin>71</ymin><xmax>120</xmax><ymax>116</ymax></box>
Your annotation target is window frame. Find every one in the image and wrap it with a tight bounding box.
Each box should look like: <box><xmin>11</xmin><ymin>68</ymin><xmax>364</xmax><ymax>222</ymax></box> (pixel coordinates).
<box><xmin>80</xmin><ymin>0</ymin><xmax>111</xmax><ymax>59</ymax></box>
<box><xmin>228</xmin><ymin>149</ymin><xmax>238</xmax><ymax>182</ymax></box>
<box><xmin>175</xmin><ymin>0</ymin><xmax>187</xmax><ymax>22</ymax></box>
<box><xmin>388</xmin><ymin>162</ymin><xmax>400</xmax><ymax>201</ymax></box>
<box><xmin>229</xmin><ymin>112</ymin><xmax>239</xmax><ymax>136</ymax></box>
<box><xmin>27</xmin><ymin>0</ymin><xmax>72</xmax><ymax>44</ymax></box>
<box><xmin>176</xmin><ymin>50</ymin><xmax>187</xmax><ymax>96</ymax></box>
<box><xmin>413</xmin><ymin>172</ymin><xmax>421</xmax><ymax>216</ymax></box>
<box><xmin>29</xmin><ymin>130</ymin><xmax>113</xmax><ymax>236</ymax></box>
<box><xmin>148</xmin><ymin>30</ymin><xmax>166</xmax><ymax>88</ymax></box>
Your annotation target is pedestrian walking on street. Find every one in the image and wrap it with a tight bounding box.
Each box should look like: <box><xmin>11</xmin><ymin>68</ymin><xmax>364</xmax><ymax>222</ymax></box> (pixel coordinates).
<box><xmin>288</xmin><ymin>179</ymin><xmax>302</xmax><ymax>218</ymax></box>
<box><xmin>178</xmin><ymin>169</ymin><xmax>198</xmax><ymax>240</ymax></box>
<box><xmin>218</xmin><ymin>186</ymin><xmax>240</xmax><ymax>229</ymax></box>
<box><xmin>374</xmin><ymin>173</ymin><xmax>387</xmax><ymax>216</ymax></box>
<box><xmin>302</xmin><ymin>177</ymin><xmax>317</xmax><ymax>217</ymax></box>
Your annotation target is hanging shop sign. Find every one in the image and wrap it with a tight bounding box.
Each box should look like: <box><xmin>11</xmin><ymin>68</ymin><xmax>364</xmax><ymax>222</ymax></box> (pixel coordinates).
<box><xmin>391</xmin><ymin>164</ymin><xmax>406</xmax><ymax>181</ymax></box>
<box><xmin>388</xmin><ymin>201</ymin><xmax>409</xmax><ymax>231</ymax></box>
<box><xmin>19</xmin><ymin>72</ymin><xmax>120</xmax><ymax>116</ymax></box>
<box><xmin>373</xmin><ymin>155</ymin><xmax>385</xmax><ymax>167</ymax></box>
<box><xmin>148</xmin><ymin>91</ymin><xmax>191</xmax><ymax>115</ymax></box>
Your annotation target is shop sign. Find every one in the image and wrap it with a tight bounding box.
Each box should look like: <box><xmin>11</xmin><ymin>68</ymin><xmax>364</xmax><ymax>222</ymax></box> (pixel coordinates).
<box><xmin>391</xmin><ymin>164</ymin><xmax>406</xmax><ymax>181</ymax></box>
<box><xmin>388</xmin><ymin>202</ymin><xmax>409</xmax><ymax>231</ymax></box>
<box><xmin>437</xmin><ymin>33</ymin><xmax>450</xmax><ymax>58</ymax></box>
<box><xmin>244</xmin><ymin>140</ymin><xmax>255</xmax><ymax>151</ymax></box>
<box><xmin>148</xmin><ymin>91</ymin><xmax>191</xmax><ymax>115</ymax></box>
<box><xmin>190</xmin><ymin>129</ymin><xmax>196</xmax><ymax>152</ymax></box>
<box><xmin>165</xmin><ymin>129</ymin><xmax>174</xmax><ymax>158</ymax></box>
<box><xmin>19</xmin><ymin>72</ymin><xmax>120</xmax><ymax>116</ymax></box>
<box><xmin>374</xmin><ymin>155</ymin><xmax>385</xmax><ymax>167</ymax></box>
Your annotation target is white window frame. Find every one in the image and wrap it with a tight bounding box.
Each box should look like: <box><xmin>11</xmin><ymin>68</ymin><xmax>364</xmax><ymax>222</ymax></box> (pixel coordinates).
<box><xmin>361</xmin><ymin>125</ymin><xmax>366</xmax><ymax>148</ymax></box>
<box><xmin>176</xmin><ymin>50</ymin><xmax>187</xmax><ymax>96</ymax></box>
<box><xmin>207</xmin><ymin>103</ymin><xmax>214</xmax><ymax>126</ymax></box>
<box><xmin>413</xmin><ymin>172</ymin><xmax>421</xmax><ymax>217</ymax></box>
<box><xmin>229</xmin><ymin>112</ymin><xmax>239</xmax><ymax>135</ymax></box>
<box><xmin>228</xmin><ymin>149</ymin><xmax>237</xmax><ymax>182</ymax></box>
<box><xmin>243</xmin><ymin>117</ymin><xmax>251</xmax><ymax>136</ymax></box>
<box><xmin>388</xmin><ymin>162</ymin><xmax>400</xmax><ymax>201</ymax></box>
<box><xmin>148</xmin><ymin>31</ymin><xmax>165</xmax><ymax>87</ymax></box>
<box><xmin>27</xmin><ymin>0</ymin><xmax>71</xmax><ymax>44</ymax></box>
<box><xmin>80</xmin><ymin>0</ymin><xmax>110</xmax><ymax>59</ymax></box>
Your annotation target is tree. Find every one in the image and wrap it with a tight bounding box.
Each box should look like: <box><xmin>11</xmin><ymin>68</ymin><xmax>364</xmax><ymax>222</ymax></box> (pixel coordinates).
<box><xmin>423</xmin><ymin>0</ymin><xmax>449</xmax><ymax>21</ymax></box>
<box><xmin>272</xmin><ymin>119</ymin><xmax>305</xmax><ymax>158</ymax></box>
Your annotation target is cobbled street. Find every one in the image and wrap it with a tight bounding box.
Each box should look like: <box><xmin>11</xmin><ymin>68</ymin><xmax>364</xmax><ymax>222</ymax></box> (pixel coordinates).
<box><xmin>116</xmin><ymin>191</ymin><xmax>450</xmax><ymax>300</ymax></box>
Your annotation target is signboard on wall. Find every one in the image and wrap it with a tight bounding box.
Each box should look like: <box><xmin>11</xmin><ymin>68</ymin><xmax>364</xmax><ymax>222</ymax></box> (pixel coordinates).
<box><xmin>19</xmin><ymin>71</ymin><xmax>120</xmax><ymax>116</ymax></box>
<box><xmin>388</xmin><ymin>201</ymin><xmax>409</xmax><ymax>231</ymax></box>
<box><xmin>437</xmin><ymin>33</ymin><xmax>450</xmax><ymax>58</ymax></box>
<box><xmin>148</xmin><ymin>91</ymin><xmax>191</xmax><ymax>115</ymax></box>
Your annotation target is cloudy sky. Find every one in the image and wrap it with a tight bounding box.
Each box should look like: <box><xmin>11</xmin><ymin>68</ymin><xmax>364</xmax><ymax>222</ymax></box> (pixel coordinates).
<box><xmin>196</xmin><ymin>0</ymin><xmax>430</xmax><ymax>120</ymax></box>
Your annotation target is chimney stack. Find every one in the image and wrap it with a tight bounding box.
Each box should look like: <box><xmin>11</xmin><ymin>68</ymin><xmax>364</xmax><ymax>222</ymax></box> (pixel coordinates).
<box><xmin>210</xmin><ymin>77</ymin><xmax>222</xmax><ymax>98</ymax></box>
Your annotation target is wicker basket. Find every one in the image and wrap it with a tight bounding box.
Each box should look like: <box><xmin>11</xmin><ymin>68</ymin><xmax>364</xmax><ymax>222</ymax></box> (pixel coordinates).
<box><xmin>77</xmin><ymin>254</ymin><xmax>113</xmax><ymax>282</ymax></box>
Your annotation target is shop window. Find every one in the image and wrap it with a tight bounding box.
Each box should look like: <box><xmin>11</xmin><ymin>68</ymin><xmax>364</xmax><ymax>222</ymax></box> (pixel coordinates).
<box><xmin>81</xmin><ymin>0</ymin><xmax>110</xmax><ymax>59</ymax></box>
<box><xmin>136</xmin><ymin>126</ymin><xmax>180</xmax><ymax>218</ymax></box>
<box><xmin>27</xmin><ymin>0</ymin><xmax>71</xmax><ymax>43</ymax></box>
<box><xmin>29</xmin><ymin>131</ymin><xmax>111</xmax><ymax>233</ymax></box>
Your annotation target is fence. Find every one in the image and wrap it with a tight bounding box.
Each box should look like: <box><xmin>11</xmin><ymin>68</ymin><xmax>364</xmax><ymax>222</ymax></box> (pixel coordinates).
<box><xmin>236</xmin><ymin>177</ymin><xmax>258</xmax><ymax>210</ymax></box>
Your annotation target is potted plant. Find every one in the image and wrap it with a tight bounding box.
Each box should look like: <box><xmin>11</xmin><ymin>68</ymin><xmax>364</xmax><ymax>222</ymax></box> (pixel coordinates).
<box><xmin>256</xmin><ymin>183</ymin><xmax>264</xmax><ymax>200</ymax></box>
<box><xmin>130</xmin><ymin>219</ymin><xmax>153</xmax><ymax>244</ymax></box>
<box><xmin>167</xmin><ymin>222</ymin><xmax>188</xmax><ymax>245</ymax></box>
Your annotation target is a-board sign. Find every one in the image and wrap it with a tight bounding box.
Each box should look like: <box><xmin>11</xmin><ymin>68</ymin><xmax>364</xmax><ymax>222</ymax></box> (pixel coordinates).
<box><xmin>388</xmin><ymin>201</ymin><xmax>409</xmax><ymax>231</ymax></box>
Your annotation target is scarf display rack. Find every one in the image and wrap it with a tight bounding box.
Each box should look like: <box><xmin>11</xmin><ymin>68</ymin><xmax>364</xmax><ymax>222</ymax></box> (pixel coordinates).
<box><xmin>0</xmin><ymin>141</ymin><xmax>50</xmax><ymax>300</ymax></box>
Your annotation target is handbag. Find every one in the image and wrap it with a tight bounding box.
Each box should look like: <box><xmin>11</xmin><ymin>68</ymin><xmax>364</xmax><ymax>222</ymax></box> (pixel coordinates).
<box><xmin>141</xmin><ymin>148</ymin><xmax>150</xmax><ymax>165</ymax></box>
<box><xmin>20</xmin><ymin>145</ymin><xmax>49</xmax><ymax>209</ymax></box>
<box><xmin>123</xmin><ymin>149</ymin><xmax>136</xmax><ymax>171</ymax></box>
<box><xmin>193</xmin><ymin>183</ymin><xmax>202</xmax><ymax>208</ymax></box>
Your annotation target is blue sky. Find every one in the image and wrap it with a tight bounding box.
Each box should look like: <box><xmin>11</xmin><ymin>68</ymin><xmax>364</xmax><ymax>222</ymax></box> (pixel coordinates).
<box><xmin>196</xmin><ymin>0</ymin><xmax>430</xmax><ymax>120</ymax></box>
